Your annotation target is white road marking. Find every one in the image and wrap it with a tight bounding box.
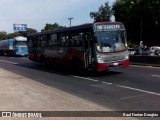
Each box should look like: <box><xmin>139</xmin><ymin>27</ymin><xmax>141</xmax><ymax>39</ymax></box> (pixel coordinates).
<box><xmin>0</xmin><ymin>60</ymin><xmax>18</xmax><ymax>65</ymax></box>
<box><xmin>73</xmin><ymin>75</ymin><xmax>160</xmax><ymax>96</ymax></box>
<box><xmin>116</xmin><ymin>85</ymin><xmax>160</xmax><ymax>96</ymax></box>
<box><xmin>152</xmin><ymin>75</ymin><xmax>160</xmax><ymax>78</ymax></box>
<box><xmin>120</xmin><ymin>94</ymin><xmax>147</xmax><ymax>100</ymax></box>
<box><xmin>73</xmin><ymin>76</ymin><xmax>98</xmax><ymax>82</ymax></box>
<box><xmin>101</xmin><ymin>82</ymin><xmax>112</xmax><ymax>85</ymax></box>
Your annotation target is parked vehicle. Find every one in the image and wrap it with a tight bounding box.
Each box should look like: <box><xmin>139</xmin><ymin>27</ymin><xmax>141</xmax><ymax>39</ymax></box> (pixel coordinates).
<box><xmin>134</xmin><ymin>47</ymin><xmax>143</xmax><ymax>55</ymax></box>
<box><xmin>142</xmin><ymin>47</ymin><xmax>150</xmax><ymax>55</ymax></box>
<box><xmin>0</xmin><ymin>36</ymin><xmax>28</xmax><ymax>56</ymax></box>
<box><xmin>128</xmin><ymin>48</ymin><xmax>136</xmax><ymax>55</ymax></box>
<box><xmin>149</xmin><ymin>46</ymin><xmax>160</xmax><ymax>55</ymax></box>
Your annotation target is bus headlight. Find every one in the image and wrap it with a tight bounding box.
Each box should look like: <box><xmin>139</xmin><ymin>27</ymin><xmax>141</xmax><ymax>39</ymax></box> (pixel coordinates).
<box><xmin>125</xmin><ymin>51</ymin><xmax>129</xmax><ymax>60</ymax></box>
<box><xmin>97</xmin><ymin>55</ymin><xmax>104</xmax><ymax>63</ymax></box>
<box><xmin>126</xmin><ymin>55</ymin><xmax>129</xmax><ymax>59</ymax></box>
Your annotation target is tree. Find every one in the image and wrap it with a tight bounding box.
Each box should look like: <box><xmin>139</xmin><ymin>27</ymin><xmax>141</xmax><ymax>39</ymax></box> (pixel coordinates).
<box><xmin>90</xmin><ymin>2</ymin><xmax>112</xmax><ymax>22</ymax></box>
<box><xmin>6</xmin><ymin>32</ymin><xmax>19</xmax><ymax>39</ymax></box>
<box><xmin>18</xmin><ymin>28</ymin><xmax>38</xmax><ymax>37</ymax></box>
<box><xmin>26</xmin><ymin>28</ymin><xmax>37</xmax><ymax>34</ymax></box>
<box><xmin>0</xmin><ymin>31</ymin><xmax>7</xmax><ymax>40</ymax></box>
<box><xmin>112</xmin><ymin>0</ymin><xmax>160</xmax><ymax>46</ymax></box>
<box><xmin>42</xmin><ymin>23</ymin><xmax>65</xmax><ymax>31</ymax></box>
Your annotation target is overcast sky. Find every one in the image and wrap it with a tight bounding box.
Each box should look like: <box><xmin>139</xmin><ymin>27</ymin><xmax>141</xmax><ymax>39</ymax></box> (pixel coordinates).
<box><xmin>0</xmin><ymin>0</ymin><xmax>115</xmax><ymax>33</ymax></box>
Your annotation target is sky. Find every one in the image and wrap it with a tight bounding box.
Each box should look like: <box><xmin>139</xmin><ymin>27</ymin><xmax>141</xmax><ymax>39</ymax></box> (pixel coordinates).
<box><xmin>0</xmin><ymin>0</ymin><xmax>115</xmax><ymax>33</ymax></box>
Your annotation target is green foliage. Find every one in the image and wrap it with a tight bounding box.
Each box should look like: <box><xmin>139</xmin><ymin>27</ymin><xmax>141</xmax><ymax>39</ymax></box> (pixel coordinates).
<box><xmin>42</xmin><ymin>23</ymin><xmax>66</xmax><ymax>31</ymax></box>
<box><xmin>112</xmin><ymin>0</ymin><xmax>160</xmax><ymax>46</ymax></box>
<box><xmin>0</xmin><ymin>28</ymin><xmax>37</xmax><ymax>40</ymax></box>
<box><xmin>26</xmin><ymin>28</ymin><xmax>37</xmax><ymax>34</ymax></box>
<box><xmin>0</xmin><ymin>22</ymin><xmax>66</xmax><ymax>40</ymax></box>
<box><xmin>90</xmin><ymin>2</ymin><xmax>112</xmax><ymax>22</ymax></box>
<box><xmin>18</xmin><ymin>28</ymin><xmax>37</xmax><ymax>37</ymax></box>
<box><xmin>6</xmin><ymin>32</ymin><xmax>19</xmax><ymax>39</ymax></box>
<box><xmin>0</xmin><ymin>31</ymin><xmax>7</xmax><ymax>40</ymax></box>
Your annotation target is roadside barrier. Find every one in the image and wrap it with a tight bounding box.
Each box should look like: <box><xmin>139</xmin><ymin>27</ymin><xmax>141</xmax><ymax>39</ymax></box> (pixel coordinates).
<box><xmin>129</xmin><ymin>55</ymin><xmax>160</xmax><ymax>67</ymax></box>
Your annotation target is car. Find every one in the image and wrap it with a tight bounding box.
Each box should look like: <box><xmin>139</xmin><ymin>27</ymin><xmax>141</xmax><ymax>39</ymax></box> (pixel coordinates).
<box><xmin>142</xmin><ymin>47</ymin><xmax>150</xmax><ymax>55</ymax></box>
<box><xmin>149</xmin><ymin>46</ymin><xmax>160</xmax><ymax>55</ymax></box>
<box><xmin>134</xmin><ymin>48</ymin><xmax>142</xmax><ymax>55</ymax></box>
<box><xmin>128</xmin><ymin>48</ymin><xmax>136</xmax><ymax>55</ymax></box>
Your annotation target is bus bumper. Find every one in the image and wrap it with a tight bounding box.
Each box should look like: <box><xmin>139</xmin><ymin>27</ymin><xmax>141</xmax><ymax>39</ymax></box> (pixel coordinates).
<box><xmin>95</xmin><ymin>59</ymin><xmax>130</xmax><ymax>71</ymax></box>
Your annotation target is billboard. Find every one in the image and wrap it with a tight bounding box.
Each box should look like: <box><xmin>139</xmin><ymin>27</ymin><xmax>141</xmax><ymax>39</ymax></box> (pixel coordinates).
<box><xmin>13</xmin><ymin>24</ymin><xmax>27</xmax><ymax>32</ymax></box>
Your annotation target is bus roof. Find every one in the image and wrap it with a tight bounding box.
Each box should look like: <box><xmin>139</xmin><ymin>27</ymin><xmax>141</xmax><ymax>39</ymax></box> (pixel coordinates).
<box><xmin>27</xmin><ymin>22</ymin><xmax>124</xmax><ymax>37</ymax></box>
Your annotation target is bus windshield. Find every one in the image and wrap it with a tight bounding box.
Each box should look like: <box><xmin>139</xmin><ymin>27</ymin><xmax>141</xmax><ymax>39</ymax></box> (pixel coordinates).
<box><xmin>96</xmin><ymin>30</ymin><xmax>127</xmax><ymax>52</ymax></box>
<box><xmin>15</xmin><ymin>41</ymin><xmax>27</xmax><ymax>47</ymax></box>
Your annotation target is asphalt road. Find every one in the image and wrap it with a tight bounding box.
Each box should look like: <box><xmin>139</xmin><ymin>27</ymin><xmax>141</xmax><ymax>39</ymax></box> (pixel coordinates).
<box><xmin>0</xmin><ymin>56</ymin><xmax>160</xmax><ymax>119</ymax></box>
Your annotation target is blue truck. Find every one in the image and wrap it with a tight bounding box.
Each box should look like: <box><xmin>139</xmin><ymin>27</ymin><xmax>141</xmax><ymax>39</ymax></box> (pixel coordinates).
<box><xmin>0</xmin><ymin>36</ymin><xmax>28</xmax><ymax>56</ymax></box>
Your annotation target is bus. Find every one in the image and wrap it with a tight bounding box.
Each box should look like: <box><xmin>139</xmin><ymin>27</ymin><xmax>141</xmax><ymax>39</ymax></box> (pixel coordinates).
<box><xmin>0</xmin><ymin>36</ymin><xmax>28</xmax><ymax>56</ymax></box>
<box><xmin>27</xmin><ymin>22</ymin><xmax>130</xmax><ymax>71</ymax></box>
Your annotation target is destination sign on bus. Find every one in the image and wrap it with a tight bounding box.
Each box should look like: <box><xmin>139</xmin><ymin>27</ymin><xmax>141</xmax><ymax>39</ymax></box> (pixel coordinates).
<box><xmin>95</xmin><ymin>24</ymin><xmax>122</xmax><ymax>31</ymax></box>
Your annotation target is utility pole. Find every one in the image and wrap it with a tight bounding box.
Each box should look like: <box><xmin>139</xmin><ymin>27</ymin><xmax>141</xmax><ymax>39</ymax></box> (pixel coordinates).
<box><xmin>140</xmin><ymin>17</ymin><xmax>143</xmax><ymax>46</ymax></box>
<box><xmin>130</xmin><ymin>1</ymin><xmax>143</xmax><ymax>46</ymax></box>
<box><xmin>68</xmin><ymin>18</ymin><xmax>73</xmax><ymax>27</ymax></box>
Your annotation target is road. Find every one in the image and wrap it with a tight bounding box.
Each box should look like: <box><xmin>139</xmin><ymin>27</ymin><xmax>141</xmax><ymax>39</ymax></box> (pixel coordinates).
<box><xmin>0</xmin><ymin>56</ymin><xmax>160</xmax><ymax>119</ymax></box>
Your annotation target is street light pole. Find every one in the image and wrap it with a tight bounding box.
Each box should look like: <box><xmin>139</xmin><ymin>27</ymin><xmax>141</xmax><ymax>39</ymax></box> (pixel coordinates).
<box><xmin>68</xmin><ymin>18</ymin><xmax>73</xmax><ymax>27</ymax></box>
<box><xmin>140</xmin><ymin>16</ymin><xmax>143</xmax><ymax>46</ymax></box>
<box><xmin>130</xmin><ymin>1</ymin><xmax>143</xmax><ymax>46</ymax></box>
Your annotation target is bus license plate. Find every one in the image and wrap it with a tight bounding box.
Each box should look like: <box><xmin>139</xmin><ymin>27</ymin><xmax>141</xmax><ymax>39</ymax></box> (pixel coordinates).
<box><xmin>113</xmin><ymin>63</ymin><xmax>118</xmax><ymax>66</ymax></box>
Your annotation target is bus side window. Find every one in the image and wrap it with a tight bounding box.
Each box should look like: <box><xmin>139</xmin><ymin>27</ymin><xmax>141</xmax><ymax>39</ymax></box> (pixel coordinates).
<box><xmin>84</xmin><ymin>32</ymin><xmax>93</xmax><ymax>48</ymax></box>
<box><xmin>32</xmin><ymin>37</ymin><xmax>38</xmax><ymax>48</ymax></box>
<box><xmin>68</xmin><ymin>32</ymin><xmax>83</xmax><ymax>47</ymax></box>
<box><xmin>83</xmin><ymin>33</ymin><xmax>88</xmax><ymax>49</ymax></box>
<box><xmin>79</xmin><ymin>33</ymin><xmax>83</xmax><ymax>46</ymax></box>
<box><xmin>41</xmin><ymin>35</ymin><xmax>48</xmax><ymax>47</ymax></box>
<box><xmin>49</xmin><ymin>34</ymin><xmax>58</xmax><ymax>46</ymax></box>
<box><xmin>28</xmin><ymin>37</ymin><xmax>33</xmax><ymax>47</ymax></box>
<box><xmin>62</xmin><ymin>36</ymin><xmax>66</xmax><ymax>46</ymax></box>
<box><xmin>86</xmin><ymin>32</ymin><xmax>93</xmax><ymax>41</ymax></box>
<box><xmin>37</xmin><ymin>36</ymin><xmax>41</xmax><ymax>47</ymax></box>
<box><xmin>69</xmin><ymin>34</ymin><xmax>74</xmax><ymax>46</ymax></box>
<box><xmin>46</xmin><ymin>35</ymin><xmax>50</xmax><ymax>47</ymax></box>
<box><xmin>59</xmin><ymin>33</ymin><xmax>67</xmax><ymax>47</ymax></box>
<box><xmin>65</xmin><ymin>34</ymin><xmax>70</xmax><ymax>46</ymax></box>
<box><xmin>73</xmin><ymin>33</ymin><xmax>82</xmax><ymax>47</ymax></box>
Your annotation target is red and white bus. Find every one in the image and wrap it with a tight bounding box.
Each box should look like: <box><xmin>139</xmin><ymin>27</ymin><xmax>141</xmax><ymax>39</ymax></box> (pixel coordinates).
<box><xmin>27</xmin><ymin>22</ymin><xmax>130</xmax><ymax>71</ymax></box>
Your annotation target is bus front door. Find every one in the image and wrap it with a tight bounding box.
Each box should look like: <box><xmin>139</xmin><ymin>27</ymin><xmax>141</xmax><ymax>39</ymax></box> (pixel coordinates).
<box><xmin>83</xmin><ymin>34</ymin><xmax>92</xmax><ymax>69</ymax></box>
